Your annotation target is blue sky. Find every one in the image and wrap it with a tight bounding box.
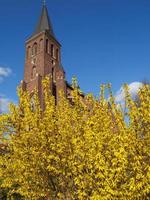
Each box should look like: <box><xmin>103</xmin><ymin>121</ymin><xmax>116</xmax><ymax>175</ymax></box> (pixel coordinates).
<box><xmin>0</xmin><ymin>0</ymin><xmax>150</xmax><ymax>111</ymax></box>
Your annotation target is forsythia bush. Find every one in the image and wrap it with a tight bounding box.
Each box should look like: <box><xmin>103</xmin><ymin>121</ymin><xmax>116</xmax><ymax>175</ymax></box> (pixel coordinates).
<box><xmin>0</xmin><ymin>79</ymin><xmax>150</xmax><ymax>200</ymax></box>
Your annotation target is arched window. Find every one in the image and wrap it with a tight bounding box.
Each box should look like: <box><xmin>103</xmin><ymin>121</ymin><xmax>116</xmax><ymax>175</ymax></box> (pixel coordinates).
<box><xmin>32</xmin><ymin>43</ymin><xmax>38</xmax><ymax>56</ymax></box>
<box><xmin>46</xmin><ymin>39</ymin><xmax>49</xmax><ymax>53</ymax></box>
<box><xmin>56</xmin><ymin>49</ymin><xmax>59</xmax><ymax>61</ymax></box>
<box><xmin>27</xmin><ymin>46</ymin><xmax>31</xmax><ymax>58</ymax></box>
<box><xmin>31</xmin><ymin>66</ymin><xmax>36</xmax><ymax>79</ymax></box>
<box><xmin>40</xmin><ymin>39</ymin><xmax>43</xmax><ymax>52</ymax></box>
<box><xmin>51</xmin><ymin>44</ymin><xmax>54</xmax><ymax>57</ymax></box>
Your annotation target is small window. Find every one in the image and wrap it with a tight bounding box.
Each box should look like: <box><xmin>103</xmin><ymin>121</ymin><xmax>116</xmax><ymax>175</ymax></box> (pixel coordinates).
<box><xmin>52</xmin><ymin>67</ymin><xmax>54</xmax><ymax>81</ymax></box>
<box><xmin>32</xmin><ymin>43</ymin><xmax>38</xmax><ymax>56</ymax></box>
<box><xmin>31</xmin><ymin>66</ymin><xmax>36</xmax><ymax>79</ymax></box>
<box><xmin>40</xmin><ymin>39</ymin><xmax>43</xmax><ymax>52</ymax></box>
<box><xmin>51</xmin><ymin>44</ymin><xmax>54</xmax><ymax>57</ymax></box>
<box><xmin>56</xmin><ymin>49</ymin><xmax>59</xmax><ymax>61</ymax></box>
<box><xmin>46</xmin><ymin>39</ymin><xmax>49</xmax><ymax>53</ymax></box>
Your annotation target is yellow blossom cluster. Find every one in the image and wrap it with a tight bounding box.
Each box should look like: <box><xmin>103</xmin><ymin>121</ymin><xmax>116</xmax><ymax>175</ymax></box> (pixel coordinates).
<box><xmin>0</xmin><ymin>79</ymin><xmax>150</xmax><ymax>199</ymax></box>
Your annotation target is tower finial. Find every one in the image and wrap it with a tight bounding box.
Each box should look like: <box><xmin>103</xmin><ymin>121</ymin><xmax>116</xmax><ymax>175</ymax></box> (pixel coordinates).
<box><xmin>43</xmin><ymin>0</ymin><xmax>46</xmax><ymax>6</ymax></box>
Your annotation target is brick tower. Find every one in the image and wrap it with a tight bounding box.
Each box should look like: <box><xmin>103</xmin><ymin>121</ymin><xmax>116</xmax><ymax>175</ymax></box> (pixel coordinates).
<box><xmin>21</xmin><ymin>5</ymin><xmax>69</xmax><ymax>107</ymax></box>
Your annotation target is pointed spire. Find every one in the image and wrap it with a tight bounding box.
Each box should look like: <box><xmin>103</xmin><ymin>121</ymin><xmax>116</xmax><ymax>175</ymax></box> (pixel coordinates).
<box><xmin>33</xmin><ymin>5</ymin><xmax>55</xmax><ymax>38</ymax></box>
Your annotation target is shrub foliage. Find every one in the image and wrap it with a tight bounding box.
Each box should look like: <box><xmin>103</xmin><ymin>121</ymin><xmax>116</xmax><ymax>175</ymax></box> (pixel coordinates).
<box><xmin>0</xmin><ymin>79</ymin><xmax>150</xmax><ymax>199</ymax></box>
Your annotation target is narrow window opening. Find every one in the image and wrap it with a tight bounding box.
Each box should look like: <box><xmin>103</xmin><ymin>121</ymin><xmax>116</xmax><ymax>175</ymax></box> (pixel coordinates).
<box><xmin>46</xmin><ymin>39</ymin><xmax>49</xmax><ymax>53</ymax></box>
<box><xmin>56</xmin><ymin>49</ymin><xmax>59</xmax><ymax>61</ymax></box>
<box><xmin>35</xmin><ymin>44</ymin><xmax>37</xmax><ymax>54</ymax></box>
<box><xmin>32</xmin><ymin>43</ymin><xmax>37</xmax><ymax>56</ymax></box>
<box><xmin>51</xmin><ymin>44</ymin><xmax>54</xmax><ymax>57</ymax></box>
<box><xmin>52</xmin><ymin>67</ymin><xmax>54</xmax><ymax>82</ymax></box>
<box><xmin>40</xmin><ymin>39</ymin><xmax>43</xmax><ymax>52</ymax></box>
<box><xmin>31</xmin><ymin>66</ymin><xmax>36</xmax><ymax>79</ymax></box>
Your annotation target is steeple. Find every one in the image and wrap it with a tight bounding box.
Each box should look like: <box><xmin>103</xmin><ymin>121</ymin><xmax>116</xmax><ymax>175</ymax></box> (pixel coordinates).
<box><xmin>33</xmin><ymin>5</ymin><xmax>55</xmax><ymax>38</ymax></box>
<box><xmin>23</xmin><ymin>4</ymin><xmax>69</xmax><ymax>107</ymax></box>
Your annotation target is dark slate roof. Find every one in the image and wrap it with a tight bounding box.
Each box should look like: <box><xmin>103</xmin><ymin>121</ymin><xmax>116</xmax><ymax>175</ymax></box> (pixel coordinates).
<box><xmin>33</xmin><ymin>5</ymin><xmax>55</xmax><ymax>37</ymax></box>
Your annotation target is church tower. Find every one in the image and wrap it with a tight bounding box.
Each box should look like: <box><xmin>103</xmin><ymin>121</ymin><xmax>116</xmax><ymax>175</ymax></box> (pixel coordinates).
<box><xmin>21</xmin><ymin>5</ymin><xmax>67</xmax><ymax>106</ymax></box>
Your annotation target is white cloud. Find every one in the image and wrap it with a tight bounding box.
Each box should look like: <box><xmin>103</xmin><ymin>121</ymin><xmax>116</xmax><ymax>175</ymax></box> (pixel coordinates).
<box><xmin>0</xmin><ymin>95</ymin><xmax>11</xmax><ymax>113</ymax></box>
<box><xmin>0</xmin><ymin>67</ymin><xmax>13</xmax><ymax>113</ymax></box>
<box><xmin>115</xmin><ymin>82</ymin><xmax>143</xmax><ymax>103</ymax></box>
<box><xmin>0</xmin><ymin>67</ymin><xmax>12</xmax><ymax>77</ymax></box>
<box><xmin>0</xmin><ymin>67</ymin><xmax>12</xmax><ymax>82</ymax></box>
